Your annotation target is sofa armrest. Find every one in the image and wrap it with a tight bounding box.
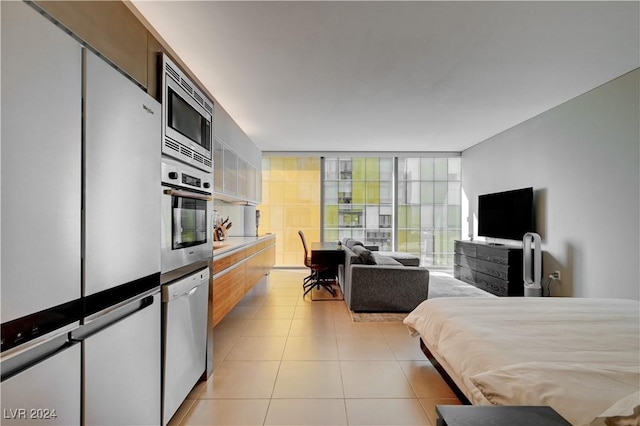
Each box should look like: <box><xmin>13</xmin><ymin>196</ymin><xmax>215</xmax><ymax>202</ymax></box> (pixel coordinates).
<box><xmin>348</xmin><ymin>265</ymin><xmax>430</xmax><ymax>312</ymax></box>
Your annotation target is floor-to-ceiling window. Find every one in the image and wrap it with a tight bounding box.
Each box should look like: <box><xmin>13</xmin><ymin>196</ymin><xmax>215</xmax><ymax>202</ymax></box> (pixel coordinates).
<box><xmin>397</xmin><ymin>157</ymin><xmax>461</xmax><ymax>266</ymax></box>
<box><xmin>260</xmin><ymin>154</ymin><xmax>461</xmax><ymax>268</ymax></box>
<box><xmin>323</xmin><ymin>157</ymin><xmax>394</xmax><ymax>250</ymax></box>
<box><xmin>258</xmin><ymin>156</ymin><xmax>321</xmax><ymax>267</ymax></box>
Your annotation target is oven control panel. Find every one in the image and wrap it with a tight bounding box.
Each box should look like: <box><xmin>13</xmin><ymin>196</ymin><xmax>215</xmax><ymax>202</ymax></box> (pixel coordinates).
<box><xmin>161</xmin><ymin>156</ymin><xmax>212</xmax><ymax>195</ymax></box>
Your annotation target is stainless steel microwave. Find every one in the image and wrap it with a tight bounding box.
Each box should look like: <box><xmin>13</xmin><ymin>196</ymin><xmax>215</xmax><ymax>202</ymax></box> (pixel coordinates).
<box><xmin>161</xmin><ymin>54</ymin><xmax>213</xmax><ymax>173</ymax></box>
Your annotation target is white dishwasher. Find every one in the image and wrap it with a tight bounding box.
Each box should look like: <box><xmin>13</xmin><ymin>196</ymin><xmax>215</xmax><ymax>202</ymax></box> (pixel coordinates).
<box><xmin>162</xmin><ymin>267</ymin><xmax>210</xmax><ymax>425</ymax></box>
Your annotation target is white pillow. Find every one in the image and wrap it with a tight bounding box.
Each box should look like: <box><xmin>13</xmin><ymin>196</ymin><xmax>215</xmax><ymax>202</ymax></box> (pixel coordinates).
<box><xmin>590</xmin><ymin>391</ymin><xmax>640</xmax><ymax>426</ymax></box>
<box><xmin>469</xmin><ymin>362</ymin><xmax>640</xmax><ymax>426</ymax></box>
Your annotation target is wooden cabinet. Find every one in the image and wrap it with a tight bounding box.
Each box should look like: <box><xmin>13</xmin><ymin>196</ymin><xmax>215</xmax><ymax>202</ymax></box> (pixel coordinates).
<box><xmin>212</xmin><ymin>263</ymin><xmax>246</xmax><ymax>326</ymax></box>
<box><xmin>33</xmin><ymin>1</ymin><xmax>215</xmax><ymax>113</ymax></box>
<box><xmin>211</xmin><ymin>237</ymin><xmax>276</xmax><ymax>326</ymax></box>
<box><xmin>35</xmin><ymin>1</ymin><xmax>149</xmax><ymax>88</ymax></box>
<box><xmin>213</xmin><ymin>250</ymin><xmax>245</xmax><ymax>274</ymax></box>
<box><xmin>454</xmin><ymin>240</ymin><xmax>524</xmax><ymax>296</ymax></box>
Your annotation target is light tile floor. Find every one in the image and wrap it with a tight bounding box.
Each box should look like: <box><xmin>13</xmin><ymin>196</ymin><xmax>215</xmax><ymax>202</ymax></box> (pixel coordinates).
<box><xmin>169</xmin><ymin>269</ymin><xmax>461</xmax><ymax>426</ymax></box>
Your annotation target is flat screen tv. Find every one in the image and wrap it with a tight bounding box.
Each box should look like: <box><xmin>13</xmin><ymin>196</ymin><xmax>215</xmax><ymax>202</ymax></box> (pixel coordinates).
<box><xmin>478</xmin><ymin>187</ymin><xmax>534</xmax><ymax>241</ymax></box>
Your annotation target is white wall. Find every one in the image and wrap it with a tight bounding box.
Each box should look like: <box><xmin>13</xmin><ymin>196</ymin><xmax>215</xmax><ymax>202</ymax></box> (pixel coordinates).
<box><xmin>462</xmin><ymin>69</ymin><xmax>639</xmax><ymax>299</ymax></box>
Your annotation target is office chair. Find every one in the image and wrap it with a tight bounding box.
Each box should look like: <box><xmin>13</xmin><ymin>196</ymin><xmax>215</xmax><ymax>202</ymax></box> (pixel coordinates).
<box><xmin>298</xmin><ymin>230</ymin><xmax>336</xmax><ymax>297</ymax></box>
<box><xmin>298</xmin><ymin>230</ymin><xmax>316</xmax><ymax>289</ymax></box>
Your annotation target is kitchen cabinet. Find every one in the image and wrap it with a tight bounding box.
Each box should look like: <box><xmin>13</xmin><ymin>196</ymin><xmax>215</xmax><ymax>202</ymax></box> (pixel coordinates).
<box><xmin>211</xmin><ymin>236</ymin><xmax>276</xmax><ymax>326</ymax></box>
<box><xmin>248</xmin><ymin>164</ymin><xmax>258</xmax><ymax>203</ymax></box>
<box><xmin>223</xmin><ymin>146</ymin><xmax>238</xmax><ymax>196</ymax></box>
<box><xmin>237</xmin><ymin>157</ymin><xmax>249</xmax><ymax>199</ymax></box>
<box><xmin>33</xmin><ymin>0</ymin><xmax>263</xmax><ymax>204</ymax></box>
<box><xmin>212</xmin><ymin>263</ymin><xmax>247</xmax><ymax>326</ymax></box>
<box><xmin>213</xmin><ymin>138</ymin><xmax>224</xmax><ymax>193</ymax></box>
<box><xmin>34</xmin><ymin>1</ymin><xmax>148</xmax><ymax>88</ymax></box>
<box><xmin>213</xmin><ymin>104</ymin><xmax>262</xmax><ymax>205</ymax></box>
<box><xmin>215</xmin><ymin>140</ymin><xmax>262</xmax><ymax>204</ymax></box>
<box><xmin>256</xmin><ymin>169</ymin><xmax>263</xmax><ymax>204</ymax></box>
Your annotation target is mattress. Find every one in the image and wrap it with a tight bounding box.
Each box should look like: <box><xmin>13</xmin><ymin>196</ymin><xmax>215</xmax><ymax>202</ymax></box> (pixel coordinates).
<box><xmin>404</xmin><ymin>297</ymin><xmax>640</xmax><ymax>426</ymax></box>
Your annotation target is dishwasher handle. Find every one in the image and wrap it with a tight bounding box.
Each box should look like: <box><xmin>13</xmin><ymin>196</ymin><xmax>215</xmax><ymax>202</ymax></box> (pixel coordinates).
<box><xmin>162</xmin><ymin>267</ymin><xmax>210</xmax><ymax>303</ymax></box>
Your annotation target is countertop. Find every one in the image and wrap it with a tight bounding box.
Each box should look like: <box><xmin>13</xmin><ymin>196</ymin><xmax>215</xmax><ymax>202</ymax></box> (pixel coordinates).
<box><xmin>213</xmin><ymin>234</ymin><xmax>275</xmax><ymax>258</ymax></box>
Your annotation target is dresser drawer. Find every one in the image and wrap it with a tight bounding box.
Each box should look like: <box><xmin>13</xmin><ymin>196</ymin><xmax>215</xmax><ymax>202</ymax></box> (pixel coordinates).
<box><xmin>454</xmin><ymin>254</ymin><xmax>476</xmax><ymax>270</ymax></box>
<box><xmin>476</xmin><ymin>245</ymin><xmax>509</xmax><ymax>265</ymax></box>
<box><xmin>455</xmin><ymin>266</ymin><xmax>476</xmax><ymax>285</ymax></box>
<box><xmin>455</xmin><ymin>241</ymin><xmax>477</xmax><ymax>258</ymax></box>
<box><xmin>475</xmin><ymin>271</ymin><xmax>508</xmax><ymax>296</ymax></box>
<box><xmin>475</xmin><ymin>258</ymin><xmax>509</xmax><ymax>280</ymax></box>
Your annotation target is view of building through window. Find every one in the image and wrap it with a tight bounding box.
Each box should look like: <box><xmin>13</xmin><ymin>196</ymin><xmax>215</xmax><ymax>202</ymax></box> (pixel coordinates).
<box><xmin>323</xmin><ymin>157</ymin><xmax>394</xmax><ymax>250</ymax></box>
<box><xmin>258</xmin><ymin>156</ymin><xmax>321</xmax><ymax>267</ymax></box>
<box><xmin>397</xmin><ymin>157</ymin><xmax>462</xmax><ymax>266</ymax></box>
<box><xmin>260</xmin><ymin>155</ymin><xmax>461</xmax><ymax>268</ymax></box>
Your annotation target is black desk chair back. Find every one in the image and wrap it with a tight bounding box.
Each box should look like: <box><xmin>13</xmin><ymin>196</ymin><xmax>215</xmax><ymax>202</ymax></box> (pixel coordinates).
<box><xmin>298</xmin><ymin>230</ymin><xmax>315</xmax><ymax>287</ymax></box>
<box><xmin>297</xmin><ymin>230</ymin><xmax>336</xmax><ymax>298</ymax></box>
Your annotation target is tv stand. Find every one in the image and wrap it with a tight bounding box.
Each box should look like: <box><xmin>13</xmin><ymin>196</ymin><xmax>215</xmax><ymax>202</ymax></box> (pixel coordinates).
<box><xmin>454</xmin><ymin>240</ymin><xmax>524</xmax><ymax>297</ymax></box>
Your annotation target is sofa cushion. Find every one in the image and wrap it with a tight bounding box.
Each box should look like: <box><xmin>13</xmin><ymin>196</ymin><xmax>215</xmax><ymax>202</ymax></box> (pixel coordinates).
<box><xmin>374</xmin><ymin>256</ymin><xmax>403</xmax><ymax>266</ymax></box>
<box><xmin>374</xmin><ymin>251</ymin><xmax>420</xmax><ymax>267</ymax></box>
<box><xmin>352</xmin><ymin>245</ymin><xmax>376</xmax><ymax>265</ymax></box>
<box><xmin>346</xmin><ymin>239</ymin><xmax>364</xmax><ymax>249</ymax></box>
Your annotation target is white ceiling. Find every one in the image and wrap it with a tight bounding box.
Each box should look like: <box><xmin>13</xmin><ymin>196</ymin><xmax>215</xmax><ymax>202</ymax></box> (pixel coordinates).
<box><xmin>131</xmin><ymin>1</ymin><xmax>639</xmax><ymax>153</ymax></box>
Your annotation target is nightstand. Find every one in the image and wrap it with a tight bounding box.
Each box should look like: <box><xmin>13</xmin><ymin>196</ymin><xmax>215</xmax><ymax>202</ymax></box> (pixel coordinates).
<box><xmin>435</xmin><ymin>405</ymin><xmax>572</xmax><ymax>426</ymax></box>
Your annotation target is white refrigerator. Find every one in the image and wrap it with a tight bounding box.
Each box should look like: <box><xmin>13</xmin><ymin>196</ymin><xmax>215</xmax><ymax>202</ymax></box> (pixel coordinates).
<box><xmin>1</xmin><ymin>3</ymin><xmax>162</xmax><ymax>425</ymax></box>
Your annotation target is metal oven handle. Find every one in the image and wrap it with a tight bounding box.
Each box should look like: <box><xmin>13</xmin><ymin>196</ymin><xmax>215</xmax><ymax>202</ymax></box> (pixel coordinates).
<box><xmin>163</xmin><ymin>189</ymin><xmax>212</xmax><ymax>201</ymax></box>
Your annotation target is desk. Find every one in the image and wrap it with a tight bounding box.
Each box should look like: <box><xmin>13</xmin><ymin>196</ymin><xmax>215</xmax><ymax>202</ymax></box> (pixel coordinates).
<box><xmin>307</xmin><ymin>242</ymin><xmax>345</xmax><ymax>300</ymax></box>
<box><xmin>311</xmin><ymin>242</ymin><xmax>345</xmax><ymax>266</ymax></box>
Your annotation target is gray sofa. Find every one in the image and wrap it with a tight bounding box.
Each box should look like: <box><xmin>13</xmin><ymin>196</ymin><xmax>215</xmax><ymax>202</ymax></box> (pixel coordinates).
<box><xmin>338</xmin><ymin>239</ymin><xmax>430</xmax><ymax>312</ymax></box>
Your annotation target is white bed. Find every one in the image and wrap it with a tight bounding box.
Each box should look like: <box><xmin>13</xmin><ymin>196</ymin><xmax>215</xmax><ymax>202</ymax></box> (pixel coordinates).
<box><xmin>403</xmin><ymin>297</ymin><xmax>640</xmax><ymax>426</ymax></box>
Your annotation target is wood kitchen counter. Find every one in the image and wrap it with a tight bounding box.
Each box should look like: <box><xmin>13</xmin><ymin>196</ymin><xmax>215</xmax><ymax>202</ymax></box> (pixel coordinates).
<box><xmin>210</xmin><ymin>235</ymin><xmax>275</xmax><ymax>327</ymax></box>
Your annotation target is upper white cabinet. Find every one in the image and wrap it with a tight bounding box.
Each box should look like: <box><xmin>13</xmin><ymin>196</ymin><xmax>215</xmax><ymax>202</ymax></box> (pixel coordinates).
<box><xmin>237</xmin><ymin>157</ymin><xmax>249</xmax><ymax>200</ymax></box>
<box><xmin>213</xmin><ymin>138</ymin><xmax>224</xmax><ymax>193</ymax></box>
<box><xmin>213</xmin><ymin>104</ymin><xmax>262</xmax><ymax>204</ymax></box>
<box><xmin>222</xmin><ymin>146</ymin><xmax>238</xmax><ymax>196</ymax></box>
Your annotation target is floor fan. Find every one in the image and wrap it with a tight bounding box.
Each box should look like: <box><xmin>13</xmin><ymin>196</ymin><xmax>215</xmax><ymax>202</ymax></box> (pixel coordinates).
<box><xmin>523</xmin><ymin>232</ymin><xmax>542</xmax><ymax>297</ymax></box>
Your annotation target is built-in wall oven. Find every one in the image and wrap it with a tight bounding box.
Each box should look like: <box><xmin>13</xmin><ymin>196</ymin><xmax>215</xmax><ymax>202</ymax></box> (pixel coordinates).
<box><xmin>161</xmin><ymin>53</ymin><xmax>213</xmax><ymax>173</ymax></box>
<box><xmin>161</xmin><ymin>157</ymin><xmax>213</xmax><ymax>274</ymax></box>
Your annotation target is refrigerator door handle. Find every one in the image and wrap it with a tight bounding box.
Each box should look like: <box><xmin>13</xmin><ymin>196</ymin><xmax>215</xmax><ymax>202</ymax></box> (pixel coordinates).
<box><xmin>83</xmin><ymin>285</ymin><xmax>159</xmax><ymax>324</ymax></box>
<box><xmin>0</xmin><ymin>333</ymin><xmax>74</xmax><ymax>382</ymax></box>
<box><xmin>71</xmin><ymin>295</ymin><xmax>155</xmax><ymax>342</ymax></box>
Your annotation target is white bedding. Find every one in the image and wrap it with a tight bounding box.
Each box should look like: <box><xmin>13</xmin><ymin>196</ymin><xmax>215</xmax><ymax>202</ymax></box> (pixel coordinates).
<box><xmin>403</xmin><ymin>297</ymin><xmax>640</xmax><ymax>426</ymax></box>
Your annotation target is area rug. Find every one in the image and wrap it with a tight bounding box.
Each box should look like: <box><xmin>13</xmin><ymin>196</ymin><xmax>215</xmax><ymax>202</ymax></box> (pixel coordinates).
<box><xmin>350</xmin><ymin>311</ymin><xmax>408</xmax><ymax>322</ymax></box>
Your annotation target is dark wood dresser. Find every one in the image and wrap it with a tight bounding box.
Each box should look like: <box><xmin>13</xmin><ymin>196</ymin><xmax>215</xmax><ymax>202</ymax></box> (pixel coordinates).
<box><xmin>454</xmin><ymin>240</ymin><xmax>524</xmax><ymax>296</ymax></box>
